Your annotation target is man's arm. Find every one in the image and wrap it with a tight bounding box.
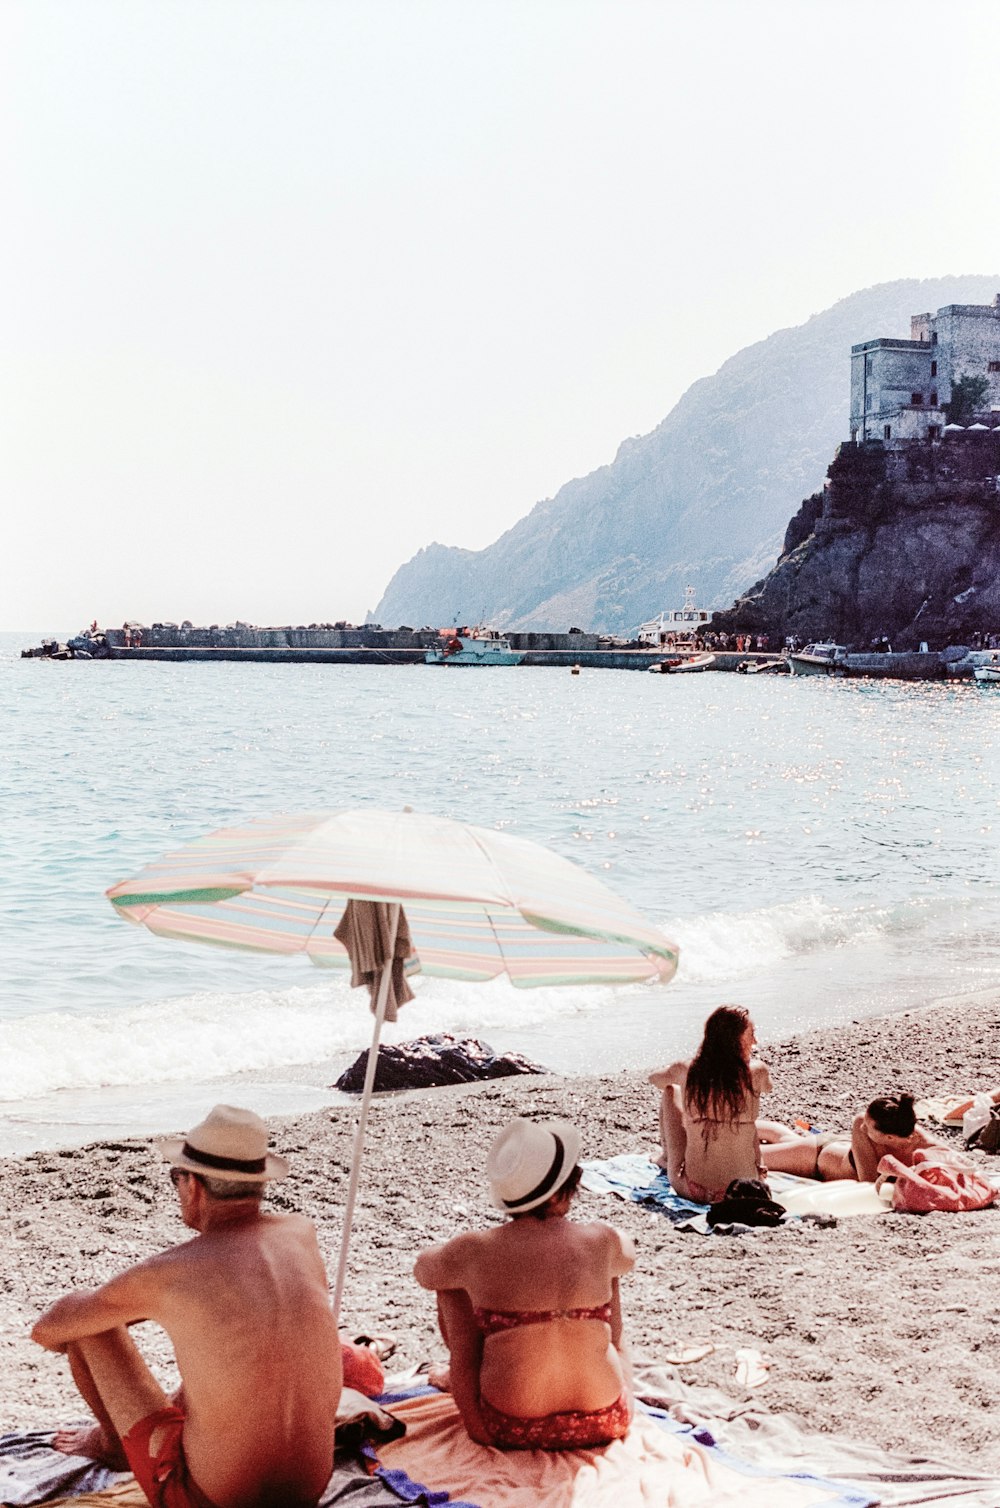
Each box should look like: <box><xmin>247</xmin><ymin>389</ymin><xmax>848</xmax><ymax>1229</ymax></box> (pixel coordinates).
<box><xmin>32</xmin><ymin>1266</ymin><xmax>157</xmax><ymax>1352</ymax></box>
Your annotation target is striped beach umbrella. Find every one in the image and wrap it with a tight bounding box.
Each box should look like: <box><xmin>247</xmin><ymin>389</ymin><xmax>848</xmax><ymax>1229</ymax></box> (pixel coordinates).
<box><xmin>107</xmin><ymin>808</ymin><xmax>678</xmax><ymax>1315</ymax></box>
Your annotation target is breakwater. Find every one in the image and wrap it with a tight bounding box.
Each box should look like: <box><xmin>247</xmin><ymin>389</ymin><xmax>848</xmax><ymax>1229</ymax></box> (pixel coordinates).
<box><xmin>18</xmin><ymin>623</ymin><xmax>987</xmax><ymax>678</ymax></box>
<box><xmin>21</xmin><ymin>623</ymin><xmax>719</xmax><ymax>670</ymax></box>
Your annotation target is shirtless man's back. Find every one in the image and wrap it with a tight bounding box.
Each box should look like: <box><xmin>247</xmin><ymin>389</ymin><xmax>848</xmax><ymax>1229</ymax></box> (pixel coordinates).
<box><xmin>32</xmin><ymin>1106</ymin><xmax>342</xmax><ymax>1508</ymax></box>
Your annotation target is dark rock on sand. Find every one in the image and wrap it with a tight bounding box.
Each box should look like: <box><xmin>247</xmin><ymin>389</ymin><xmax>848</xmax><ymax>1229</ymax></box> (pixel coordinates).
<box><xmin>335</xmin><ymin>1034</ymin><xmax>550</xmax><ymax>1093</ymax></box>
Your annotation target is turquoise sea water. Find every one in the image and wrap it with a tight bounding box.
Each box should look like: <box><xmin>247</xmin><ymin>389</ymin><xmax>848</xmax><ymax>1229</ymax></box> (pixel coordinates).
<box><xmin>4</xmin><ymin>630</ymin><xmax>1000</xmax><ymax>1152</ymax></box>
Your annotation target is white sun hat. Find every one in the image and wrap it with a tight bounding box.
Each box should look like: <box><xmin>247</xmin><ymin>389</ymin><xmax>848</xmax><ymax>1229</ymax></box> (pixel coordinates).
<box><xmin>487</xmin><ymin>1118</ymin><xmax>582</xmax><ymax>1214</ymax></box>
<box><xmin>158</xmin><ymin>1104</ymin><xmax>289</xmax><ymax>1182</ymax></box>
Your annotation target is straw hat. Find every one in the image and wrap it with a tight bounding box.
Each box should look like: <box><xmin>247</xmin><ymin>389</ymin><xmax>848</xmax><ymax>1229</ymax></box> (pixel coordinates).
<box><xmin>487</xmin><ymin>1118</ymin><xmax>582</xmax><ymax>1214</ymax></box>
<box><xmin>158</xmin><ymin>1104</ymin><xmax>289</xmax><ymax>1182</ymax></box>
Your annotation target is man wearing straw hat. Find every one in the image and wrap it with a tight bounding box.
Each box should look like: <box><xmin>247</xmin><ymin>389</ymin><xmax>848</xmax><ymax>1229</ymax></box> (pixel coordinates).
<box><xmin>32</xmin><ymin>1105</ymin><xmax>342</xmax><ymax>1508</ymax></box>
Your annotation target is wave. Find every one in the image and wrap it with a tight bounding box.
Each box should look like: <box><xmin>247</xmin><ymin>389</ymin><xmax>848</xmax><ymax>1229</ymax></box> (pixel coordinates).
<box><xmin>1</xmin><ymin>893</ymin><xmax>991</xmax><ymax>1103</ymax></box>
<box><xmin>0</xmin><ymin>975</ymin><xmax>615</xmax><ymax>1104</ymax></box>
<box><xmin>664</xmin><ymin>894</ymin><xmax>969</xmax><ymax>984</ymax></box>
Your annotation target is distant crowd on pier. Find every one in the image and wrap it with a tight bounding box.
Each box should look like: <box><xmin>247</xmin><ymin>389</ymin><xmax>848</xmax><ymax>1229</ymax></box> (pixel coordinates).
<box><xmin>657</xmin><ymin>631</ymin><xmax>773</xmax><ymax>652</ymax></box>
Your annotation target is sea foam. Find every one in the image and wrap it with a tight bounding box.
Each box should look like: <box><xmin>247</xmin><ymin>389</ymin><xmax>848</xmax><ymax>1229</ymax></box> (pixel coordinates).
<box><xmin>664</xmin><ymin>893</ymin><xmax>957</xmax><ymax>984</ymax></box>
<box><xmin>0</xmin><ymin>974</ymin><xmax>613</xmax><ymax>1103</ymax></box>
<box><xmin>0</xmin><ymin>893</ymin><xmax>964</xmax><ymax>1103</ymax></box>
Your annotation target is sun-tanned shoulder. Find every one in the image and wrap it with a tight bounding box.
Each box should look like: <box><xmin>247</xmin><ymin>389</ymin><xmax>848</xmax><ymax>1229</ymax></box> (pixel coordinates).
<box><xmin>571</xmin><ymin>1221</ymin><xmax>635</xmax><ymax>1272</ymax></box>
<box><xmin>750</xmin><ymin>1059</ymin><xmax>773</xmax><ymax>1093</ymax></box>
<box><xmin>602</xmin><ymin>1223</ymin><xmax>636</xmax><ymax>1272</ymax></box>
<box><xmin>649</xmin><ymin>1058</ymin><xmax>688</xmax><ymax>1090</ymax></box>
<box><xmin>413</xmin><ymin>1230</ymin><xmax>484</xmax><ymax>1290</ymax></box>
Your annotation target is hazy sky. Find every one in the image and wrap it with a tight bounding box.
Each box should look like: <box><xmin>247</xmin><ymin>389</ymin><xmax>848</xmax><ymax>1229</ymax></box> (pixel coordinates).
<box><xmin>4</xmin><ymin>0</ymin><xmax>999</xmax><ymax>632</ymax></box>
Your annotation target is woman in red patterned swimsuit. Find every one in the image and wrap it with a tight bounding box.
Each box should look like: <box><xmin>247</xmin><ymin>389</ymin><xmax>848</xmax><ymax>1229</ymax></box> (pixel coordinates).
<box><xmin>413</xmin><ymin>1118</ymin><xmax>634</xmax><ymax>1450</ymax></box>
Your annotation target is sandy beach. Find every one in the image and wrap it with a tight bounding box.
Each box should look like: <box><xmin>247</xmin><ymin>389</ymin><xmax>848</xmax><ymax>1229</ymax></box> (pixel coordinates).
<box><xmin>1</xmin><ymin>992</ymin><xmax>998</xmax><ymax>1477</ymax></box>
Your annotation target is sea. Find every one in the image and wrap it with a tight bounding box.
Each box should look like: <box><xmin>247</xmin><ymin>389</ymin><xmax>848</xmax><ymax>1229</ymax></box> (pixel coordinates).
<box><xmin>4</xmin><ymin>629</ymin><xmax>1000</xmax><ymax>1156</ymax></box>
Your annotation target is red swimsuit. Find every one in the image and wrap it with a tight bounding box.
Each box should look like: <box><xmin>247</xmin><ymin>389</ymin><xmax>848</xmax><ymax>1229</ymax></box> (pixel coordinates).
<box><xmin>472</xmin><ymin>1303</ymin><xmax>631</xmax><ymax>1450</ymax></box>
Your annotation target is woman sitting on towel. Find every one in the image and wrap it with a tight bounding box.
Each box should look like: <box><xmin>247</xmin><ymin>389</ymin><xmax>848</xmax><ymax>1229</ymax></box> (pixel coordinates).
<box><xmin>649</xmin><ymin>1004</ymin><xmax>775</xmax><ymax>1202</ymax></box>
<box><xmin>414</xmin><ymin>1118</ymin><xmax>634</xmax><ymax>1451</ymax></box>
<box><xmin>760</xmin><ymin>1093</ymin><xmax>943</xmax><ymax>1181</ymax></box>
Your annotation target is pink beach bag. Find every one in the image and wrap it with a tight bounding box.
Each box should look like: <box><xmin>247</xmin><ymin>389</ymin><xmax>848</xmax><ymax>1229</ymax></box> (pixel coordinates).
<box><xmin>878</xmin><ymin>1148</ymin><xmax>998</xmax><ymax>1213</ymax></box>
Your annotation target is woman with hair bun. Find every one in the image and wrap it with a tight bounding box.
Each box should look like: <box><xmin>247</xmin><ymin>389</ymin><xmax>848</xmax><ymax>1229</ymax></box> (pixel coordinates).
<box><xmin>413</xmin><ymin>1118</ymin><xmax>634</xmax><ymax>1450</ymax></box>
<box><xmin>649</xmin><ymin>1004</ymin><xmax>774</xmax><ymax>1203</ymax></box>
<box><xmin>761</xmin><ymin>1092</ymin><xmax>944</xmax><ymax>1181</ymax></box>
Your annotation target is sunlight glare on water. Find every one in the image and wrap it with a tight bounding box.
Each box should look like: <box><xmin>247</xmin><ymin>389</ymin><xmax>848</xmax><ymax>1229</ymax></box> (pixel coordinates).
<box><xmin>4</xmin><ymin>632</ymin><xmax>1000</xmax><ymax>1145</ymax></box>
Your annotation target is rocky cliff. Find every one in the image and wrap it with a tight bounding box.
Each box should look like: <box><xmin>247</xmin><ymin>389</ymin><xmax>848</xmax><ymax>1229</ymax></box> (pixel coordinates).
<box><xmin>370</xmin><ymin>274</ymin><xmax>1000</xmax><ymax>633</ymax></box>
<box><xmin>711</xmin><ymin>432</ymin><xmax>1000</xmax><ymax>647</ymax></box>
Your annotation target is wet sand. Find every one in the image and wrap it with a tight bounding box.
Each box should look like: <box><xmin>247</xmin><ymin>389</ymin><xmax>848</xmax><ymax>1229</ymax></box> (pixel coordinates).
<box><xmin>1</xmin><ymin>993</ymin><xmax>998</xmax><ymax>1472</ymax></box>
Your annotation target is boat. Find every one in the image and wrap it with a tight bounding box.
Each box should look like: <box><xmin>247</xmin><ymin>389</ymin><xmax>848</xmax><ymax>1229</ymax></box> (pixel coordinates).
<box><xmin>425</xmin><ymin>628</ymin><xmax>524</xmax><ymax>666</ymax></box>
<box><xmin>787</xmin><ymin>643</ymin><xmax>849</xmax><ymax>677</ymax></box>
<box><xmin>637</xmin><ymin>586</ymin><xmax>711</xmax><ymax>647</ymax></box>
<box><xmin>974</xmin><ymin>659</ymin><xmax>1000</xmax><ymax>684</ymax></box>
<box><xmin>745</xmin><ymin>658</ymin><xmax>790</xmax><ymax>675</ymax></box>
<box><xmin>648</xmin><ymin>651</ymin><xmax>715</xmax><ymax>674</ymax></box>
<box><xmin>672</xmin><ymin>651</ymin><xmax>716</xmax><ymax>672</ymax></box>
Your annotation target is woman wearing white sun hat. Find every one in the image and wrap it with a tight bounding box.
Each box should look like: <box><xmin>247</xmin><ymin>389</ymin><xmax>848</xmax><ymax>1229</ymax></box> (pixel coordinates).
<box><xmin>414</xmin><ymin>1118</ymin><xmax>635</xmax><ymax>1450</ymax></box>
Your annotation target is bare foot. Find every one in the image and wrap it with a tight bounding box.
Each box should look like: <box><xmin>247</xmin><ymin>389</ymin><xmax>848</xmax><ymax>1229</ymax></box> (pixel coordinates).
<box><xmin>53</xmin><ymin>1424</ymin><xmax>128</xmax><ymax>1470</ymax></box>
<box><xmin>426</xmin><ymin>1362</ymin><xmax>452</xmax><ymax>1393</ymax></box>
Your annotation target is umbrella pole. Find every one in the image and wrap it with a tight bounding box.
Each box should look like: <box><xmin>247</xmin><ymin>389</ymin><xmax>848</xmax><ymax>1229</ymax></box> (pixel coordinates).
<box><xmin>331</xmin><ymin>902</ymin><xmax>400</xmax><ymax>1326</ymax></box>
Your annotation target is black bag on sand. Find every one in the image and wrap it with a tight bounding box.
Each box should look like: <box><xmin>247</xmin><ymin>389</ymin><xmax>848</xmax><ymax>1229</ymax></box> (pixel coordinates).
<box><xmin>708</xmin><ymin>1177</ymin><xmax>786</xmax><ymax>1228</ymax></box>
<box><xmin>968</xmin><ymin>1105</ymin><xmax>1000</xmax><ymax>1155</ymax></box>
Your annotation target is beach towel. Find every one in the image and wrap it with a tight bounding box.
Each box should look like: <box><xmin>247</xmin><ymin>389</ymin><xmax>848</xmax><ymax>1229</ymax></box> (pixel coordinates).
<box><xmin>635</xmin><ymin>1361</ymin><xmax>1000</xmax><ymax>1508</ymax></box>
<box><xmin>373</xmin><ymin>1387</ymin><xmax>872</xmax><ymax>1507</ymax></box>
<box><xmin>0</xmin><ymin>1428</ymin><xmax>131</xmax><ymax>1505</ymax></box>
<box><xmin>12</xmin><ymin>1376</ymin><xmax>1000</xmax><ymax>1508</ymax></box>
<box><xmin>18</xmin><ymin>1471</ymin><xmax>409</xmax><ymax>1507</ymax></box>
<box><xmin>581</xmin><ymin>1155</ymin><xmax>886</xmax><ymax>1229</ymax></box>
<box><xmin>0</xmin><ymin>1392</ymin><xmax>404</xmax><ymax>1508</ymax></box>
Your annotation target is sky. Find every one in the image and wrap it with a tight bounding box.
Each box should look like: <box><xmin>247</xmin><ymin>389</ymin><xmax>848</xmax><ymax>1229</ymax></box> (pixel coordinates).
<box><xmin>3</xmin><ymin>0</ymin><xmax>1000</xmax><ymax>633</ymax></box>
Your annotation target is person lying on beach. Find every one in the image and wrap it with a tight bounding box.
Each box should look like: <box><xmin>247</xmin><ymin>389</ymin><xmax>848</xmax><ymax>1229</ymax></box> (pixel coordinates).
<box><xmin>32</xmin><ymin>1104</ymin><xmax>342</xmax><ymax>1508</ymax></box>
<box><xmin>413</xmin><ymin>1117</ymin><xmax>634</xmax><ymax>1450</ymax></box>
<box><xmin>649</xmin><ymin>1004</ymin><xmax>775</xmax><ymax>1202</ymax></box>
<box><xmin>946</xmin><ymin>1086</ymin><xmax>1000</xmax><ymax>1122</ymax></box>
<box><xmin>760</xmin><ymin>1093</ymin><xmax>945</xmax><ymax>1182</ymax></box>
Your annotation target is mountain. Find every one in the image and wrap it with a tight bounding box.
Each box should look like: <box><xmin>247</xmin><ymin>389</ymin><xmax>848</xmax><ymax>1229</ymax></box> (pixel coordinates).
<box><xmin>369</xmin><ymin>275</ymin><xmax>1000</xmax><ymax>633</ymax></box>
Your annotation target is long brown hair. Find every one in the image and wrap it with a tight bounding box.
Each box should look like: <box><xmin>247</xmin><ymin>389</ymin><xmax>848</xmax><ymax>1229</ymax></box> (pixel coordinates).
<box><xmin>685</xmin><ymin>1005</ymin><xmax>753</xmax><ymax>1126</ymax></box>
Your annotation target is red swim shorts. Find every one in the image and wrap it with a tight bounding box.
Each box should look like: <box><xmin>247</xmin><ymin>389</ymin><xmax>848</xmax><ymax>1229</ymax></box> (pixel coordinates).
<box><xmin>122</xmin><ymin>1405</ymin><xmax>218</xmax><ymax>1508</ymax></box>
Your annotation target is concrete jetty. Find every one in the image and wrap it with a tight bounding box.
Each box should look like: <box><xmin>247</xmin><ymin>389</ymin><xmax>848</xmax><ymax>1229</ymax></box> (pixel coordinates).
<box><xmin>20</xmin><ymin>622</ymin><xmax>982</xmax><ymax>678</ymax></box>
<box><xmin>22</xmin><ymin>622</ymin><xmax>727</xmax><ymax>669</ymax></box>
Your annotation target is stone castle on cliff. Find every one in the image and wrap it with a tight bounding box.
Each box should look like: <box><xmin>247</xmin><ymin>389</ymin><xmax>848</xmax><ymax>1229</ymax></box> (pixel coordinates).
<box><xmin>850</xmin><ymin>295</ymin><xmax>1000</xmax><ymax>443</ymax></box>
<box><xmin>713</xmin><ymin>293</ymin><xmax>1000</xmax><ymax>648</ymax></box>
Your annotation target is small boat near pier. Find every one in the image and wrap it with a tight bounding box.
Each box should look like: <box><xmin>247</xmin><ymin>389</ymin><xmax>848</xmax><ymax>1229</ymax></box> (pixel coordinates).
<box><xmin>425</xmin><ymin>628</ymin><xmax>524</xmax><ymax>666</ymax></box>
<box><xmin>788</xmin><ymin>643</ymin><xmax>848</xmax><ymax>677</ymax></box>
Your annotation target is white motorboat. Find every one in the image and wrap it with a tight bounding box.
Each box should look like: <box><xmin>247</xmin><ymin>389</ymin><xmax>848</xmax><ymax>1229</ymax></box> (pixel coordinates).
<box><xmin>974</xmin><ymin>662</ymin><xmax>1000</xmax><ymax>684</ymax></box>
<box><xmin>426</xmin><ymin>628</ymin><xmax>524</xmax><ymax>666</ymax></box>
<box><xmin>647</xmin><ymin>652</ymin><xmax>716</xmax><ymax>674</ymax></box>
<box><xmin>637</xmin><ymin>586</ymin><xmax>711</xmax><ymax>647</ymax></box>
<box><xmin>672</xmin><ymin>651</ymin><xmax>716</xmax><ymax>672</ymax></box>
<box><xmin>788</xmin><ymin>643</ymin><xmax>848</xmax><ymax>677</ymax></box>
